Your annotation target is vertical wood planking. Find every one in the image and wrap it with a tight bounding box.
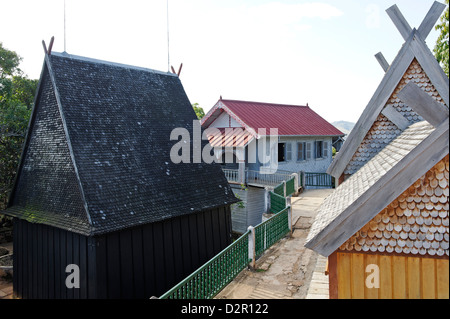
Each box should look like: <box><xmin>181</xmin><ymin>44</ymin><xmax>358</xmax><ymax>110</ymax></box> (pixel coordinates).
<box><xmin>94</xmin><ymin>236</ymin><xmax>107</xmax><ymax>299</ymax></box>
<box><xmin>142</xmin><ymin>223</ymin><xmax>156</xmax><ymax>297</ymax></box>
<box><xmin>152</xmin><ymin>222</ymin><xmax>166</xmax><ymax>295</ymax></box>
<box><xmin>106</xmin><ymin>232</ymin><xmax>121</xmax><ymax>299</ymax></box>
<box><xmin>407</xmin><ymin>257</ymin><xmax>421</xmax><ymax>299</ymax></box>
<box><xmin>379</xmin><ymin>255</ymin><xmax>392</xmax><ymax>299</ymax></box>
<box><xmin>392</xmin><ymin>256</ymin><xmax>406</xmax><ymax>299</ymax></box>
<box><xmin>48</xmin><ymin>226</ymin><xmax>55</xmax><ymax>299</ymax></box>
<box><xmin>188</xmin><ymin>214</ymin><xmax>200</xmax><ymax>270</ymax></box>
<box><xmin>436</xmin><ymin>259</ymin><xmax>449</xmax><ymax>299</ymax></box>
<box><xmin>335</xmin><ymin>251</ymin><xmax>449</xmax><ymax>299</ymax></box>
<box><xmin>204</xmin><ymin>211</ymin><xmax>214</xmax><ymax>259</ymax></box>
<box><xmin>119</xmin><ymin>229</ymin><xmax>134</xmax><ymax>299</ymax></box>
<box><xmin>180</xmin><ymin>215</ymin><xmax>193</xmax><ymax>275</ymax></box>
<box><xmin>337</xmin><ymin>253</ymin><xmax>351</xmax><ymax>298</ymax></box>
<box><xmin>422</xmin><ymin>258</ymin><xmax>436</xmax><ymax>299</ymax></box>
<box><xmin>171</xmin><ymin>217</ymin><xmax>184</xmax><ymax>284</ymax></box>
<box><xmin>351</xmin><ymin>253</ymin><xmax>365</xmax><ymax>298</ymax></box>
<box><xmin>163</xmin><ymin>220</ymin><xmax>175</xmax><ymax>290</ymax></box>
<box><xmin>131</xmin><ymin>227</ymin><xmax>145</xmax><ymax>299</ymax></box>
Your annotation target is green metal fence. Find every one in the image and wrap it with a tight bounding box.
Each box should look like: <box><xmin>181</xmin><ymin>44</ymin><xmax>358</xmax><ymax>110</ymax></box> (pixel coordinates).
<box><xmin>304</xmin><ymin>172</ymin><xmax>335</xmax><ymax>188</ymax></box>
<box><xmin>285</xmin><ymin>177</ymin><xmax>295</xmax><ymax>196</ymax></box>
<box><xmin>160</xmin><ymin>230</ymin><xmax>251</xmax><ymax>299</ymax></box>
<box><xmin>273</xmin><ymin>182</ymin><xmax>285</xmax><ymax>197</ymax></box>
<box><xmin>269</xmin><ymin>191</ymin><xmax>286</xmax><ymax>214</ymax></box>
<box><xmin>254</xmin><ymin>207</ymin><xmax>291</xmax><ymax>258</ymax></box>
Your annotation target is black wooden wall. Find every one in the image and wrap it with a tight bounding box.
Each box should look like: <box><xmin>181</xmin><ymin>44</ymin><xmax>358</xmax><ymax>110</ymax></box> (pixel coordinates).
<box><xmin>12</xmin><ymin>205</ymin><xmax>232</xmax><ymax>299</ymax></box>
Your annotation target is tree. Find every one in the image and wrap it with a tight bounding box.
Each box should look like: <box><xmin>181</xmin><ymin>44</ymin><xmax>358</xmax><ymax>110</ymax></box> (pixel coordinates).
<box><xmin>434</xmin><ymin>0</ymin><xmax>449</xmax><ymax>77</ymax></box>
<box><xmin>0</xmin><ymin>43</ymin><xmax>37</xmax><ymax>210</ymax></box>
<box><xmin>192</xmin><ymin>103</ymin><xmax>205</xmax><ymax>120</ymax></box>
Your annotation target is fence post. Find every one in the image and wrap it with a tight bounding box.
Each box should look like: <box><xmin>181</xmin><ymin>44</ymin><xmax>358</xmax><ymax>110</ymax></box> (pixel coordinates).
<box><xmin>247</xmin><ymin>226</ymin><xmax>256</xmax><ymax>269</ymax></box>
<box><xmin>292</xmin><ymin>173</ymin><xmax>299</xmax><ymax>194</ymax></box>
<box><xmin>283</xmin><ymin>181</ymin><xmax>286</xmax><ymax>197</ymax></box>
<box><xmin>288</xmin><ymin>205</ymin><xmax>293</xmax><ymax>237</ymax></box>
<box><xmin>301</xmin><ymin>171</ymin><xmax>305</xmax><ymax>189</ymax></box>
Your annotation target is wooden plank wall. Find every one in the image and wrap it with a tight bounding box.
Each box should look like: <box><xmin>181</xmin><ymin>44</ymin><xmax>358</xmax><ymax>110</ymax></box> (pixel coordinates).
<box><xmin>95</xmin><ymin>205</ymin><xmax>232</xmax><ymax>299</ymax></box>
<box><xmin>330</xmin><ymin>251</ymin><xmax>449</xmax><ymax>299</ymax></box>
<box><xmin>12</xmin><ymin>205</ymin><xmax>232</xmax><ymax>299</ymax></box>
<box><xmin>12</xmin><ymin>218</ymin><xmax>94</xmax><ymax>299</ymax></box>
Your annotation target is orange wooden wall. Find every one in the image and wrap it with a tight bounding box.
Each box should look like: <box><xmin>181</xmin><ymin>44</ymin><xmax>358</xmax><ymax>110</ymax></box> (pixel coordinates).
<box><xmin>329</xmin><ymin>252</ymin><xmax>449</xmax><ymax>299</ymax></box>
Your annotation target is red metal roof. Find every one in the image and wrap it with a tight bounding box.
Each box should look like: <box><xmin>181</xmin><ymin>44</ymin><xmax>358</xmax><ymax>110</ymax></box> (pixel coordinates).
<box><xmin>215</xmin><ymin>99</ymin><xmax>344</xmax><ymax>136</ymax></box>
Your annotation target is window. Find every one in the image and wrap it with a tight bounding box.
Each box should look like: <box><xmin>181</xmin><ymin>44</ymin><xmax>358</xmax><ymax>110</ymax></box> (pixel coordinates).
<box><xmin>314</xmin><ymin>141</ymin><xmax>329</xmax><ymax>159</ymax></box>
<box><xmin>297</xmin><ymin>142</ymin><xmax>305</xmax><ymax>161</ymax></box>
<box><xmin>278</xmin><ymin>143</ymin><xmax>285</xmax><ymax>162</ymax></box>
<box><xmin>278</xmin><ymin>143</ymin><xmax>292</xmax><ymax>162</ymax></box>
<box><xmin>315</xmin><ymin>141</ymin><xmax>323</xmax><ymax>159</ymax></box>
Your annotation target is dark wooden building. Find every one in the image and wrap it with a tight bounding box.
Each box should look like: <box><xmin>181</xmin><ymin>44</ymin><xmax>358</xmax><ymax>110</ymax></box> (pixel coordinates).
<box><xmin>2</xmin><ymin>51</ymin><xmax>238</xmax><ymax>299</ymax></box>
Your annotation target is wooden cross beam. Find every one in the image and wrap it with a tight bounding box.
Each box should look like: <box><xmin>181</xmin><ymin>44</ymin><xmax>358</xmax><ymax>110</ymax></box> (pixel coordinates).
<box><xmin>397</xmin><ymin>81</ymin><xmax>449</xmax><ymax>127</ymax></box>
<box><xmin>386</xmin><ymin>4</ymin><xmax>412</xmax><ymax>41</ymax></box>
<box><xmin>418</xmin><ymin>1</ymin><xmax>447</xmax><ymax>40</ymax></box>
<box><xmin>381</xmin><ymin>105</ymin><xmax>410</xmax><ymax>130</ymax></box>
<box><xmin>42</xmin><ymin>36</ymin><xmax>55</xmax><ymax>55</ymax></box>
<box><xmin>171</xmin><ymin>63</ymin><xmax>183</xmax><ymax>77</ymax></box>
<box><xmin>375</xmin><ymin>52</ymin><xmax>390</xmax><ymax>72</ymax></box>
<box><xmin>386</xmin><ymin>1</ymin><xmax>446</xmax><ymax>41</ymax></box>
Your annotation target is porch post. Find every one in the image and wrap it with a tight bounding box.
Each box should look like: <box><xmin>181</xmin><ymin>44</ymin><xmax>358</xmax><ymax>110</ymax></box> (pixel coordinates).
<box><xmin>236</xmin><ymin>147</ymin><xmax>246</xmax><ymax>185</ymax></box>
<box><xmin>248</xmin><ymin>226</ymin><xmax>256</xmax><ymax>269</ymax></box>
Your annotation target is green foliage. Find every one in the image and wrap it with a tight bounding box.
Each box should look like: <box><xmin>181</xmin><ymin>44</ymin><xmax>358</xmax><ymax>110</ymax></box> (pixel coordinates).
<box><xmin>0</xmin><ymin>43</ymin><xmax>37</xmax><ymax>210</ymax></box>
<box><xmin>192</xmin><ymin>103</ymin><xmax>205</xmax><ymax>120</ymax></box>
<box><xmin>0</xmin><ymin>43</ymin><xmax>22</xmax><ymax>78</ymax></box>
<box><xmin>434</xmin><ymin>0</ymin><xmax>449</xmax><ymax>77</ymax></box>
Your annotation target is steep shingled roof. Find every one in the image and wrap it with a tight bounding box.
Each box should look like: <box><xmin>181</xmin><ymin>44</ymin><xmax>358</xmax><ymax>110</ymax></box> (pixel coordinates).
<box><xmin>305</xmin><ymin>119</ymin><xmax>449</xmax><ymax>257</ymax></box>
<box><xmin>3</xmin><ymin>52</ymin><xmax>238</xmax><ymax>236</ymax></box>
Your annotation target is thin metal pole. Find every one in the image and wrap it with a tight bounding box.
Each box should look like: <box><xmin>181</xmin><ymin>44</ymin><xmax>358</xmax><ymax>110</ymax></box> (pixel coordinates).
<box><xmin>167</xmin><ymin>0</ymin><xmax>170</xmax><ymax>72</ymax></box>
<box><xmin>64</xmin><ymin>0</ymin><xmax>67</xmax><ymax>52</ymax></box>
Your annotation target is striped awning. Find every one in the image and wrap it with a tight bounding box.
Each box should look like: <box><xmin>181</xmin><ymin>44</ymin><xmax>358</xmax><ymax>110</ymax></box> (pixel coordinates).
<box><xmin>204</xmin><ymin>127</ymin><xmax>255</xmax><ymax>148</ymax></box>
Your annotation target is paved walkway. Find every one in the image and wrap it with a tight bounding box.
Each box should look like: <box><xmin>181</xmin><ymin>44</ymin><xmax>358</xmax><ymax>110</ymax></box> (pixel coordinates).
<box><xmin>215</xmin><ymin>188</ymin><xmax>333</xmax><ymax>299</ymax></box>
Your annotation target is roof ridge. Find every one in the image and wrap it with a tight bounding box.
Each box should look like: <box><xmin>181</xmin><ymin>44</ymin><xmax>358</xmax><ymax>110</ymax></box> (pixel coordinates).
<box><xmin>51</xmin><ymin>51</ymin><xmax>177</xmax><ymax>77</ymax></box>
<box><xmin>221</xmin><ymin>99</ymin><xmax>309</xmax><ymax>108</ymax></box>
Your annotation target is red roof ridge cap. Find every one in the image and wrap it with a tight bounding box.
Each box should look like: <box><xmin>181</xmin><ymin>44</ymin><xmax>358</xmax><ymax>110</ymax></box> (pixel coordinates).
<box><xmin>221</xmin><ymin>99</ymin><xmax>309</xmax><ymax>108</ymax></box>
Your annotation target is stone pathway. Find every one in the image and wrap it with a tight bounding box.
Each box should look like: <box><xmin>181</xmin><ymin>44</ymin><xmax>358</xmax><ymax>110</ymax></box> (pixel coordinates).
<box><xmin>215</xmin><ymin>189</ymin><xmax>333</xmax><ymax>299</ymax></box>
<box><xmin>306</xmin><ymin>255</ymin><xmax>329</xmax><ymax>299</ymax></box>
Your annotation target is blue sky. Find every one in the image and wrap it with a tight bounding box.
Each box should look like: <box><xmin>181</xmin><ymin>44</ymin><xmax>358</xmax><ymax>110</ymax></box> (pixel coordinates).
<box><xmin>0</xmin><ymin>0</ymin><xmax>445</xmax><ymax>123</ymax></box>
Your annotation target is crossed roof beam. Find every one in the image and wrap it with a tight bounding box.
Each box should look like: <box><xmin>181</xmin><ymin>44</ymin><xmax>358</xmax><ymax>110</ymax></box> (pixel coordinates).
<box><xmin>375</xmin><ymin>1</ymin><xmax>447</xmax><ymax>73</ymax></box>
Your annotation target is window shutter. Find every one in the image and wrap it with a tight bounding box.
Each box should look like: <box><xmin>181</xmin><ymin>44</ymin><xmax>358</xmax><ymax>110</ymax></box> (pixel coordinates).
<box><xmin>323</xmin><ymin>141</ymin><xmax>329</xmax><ymax>158</ymax></box>
<box><xmin>306</xmin><ymin>142</ymin><xmax>312</xmax><ymax>160</ymax></box>
<box><xmin>286</xmin><ymin>143</ymin><xmax>292</xmax><ymax>161</ymax></box>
